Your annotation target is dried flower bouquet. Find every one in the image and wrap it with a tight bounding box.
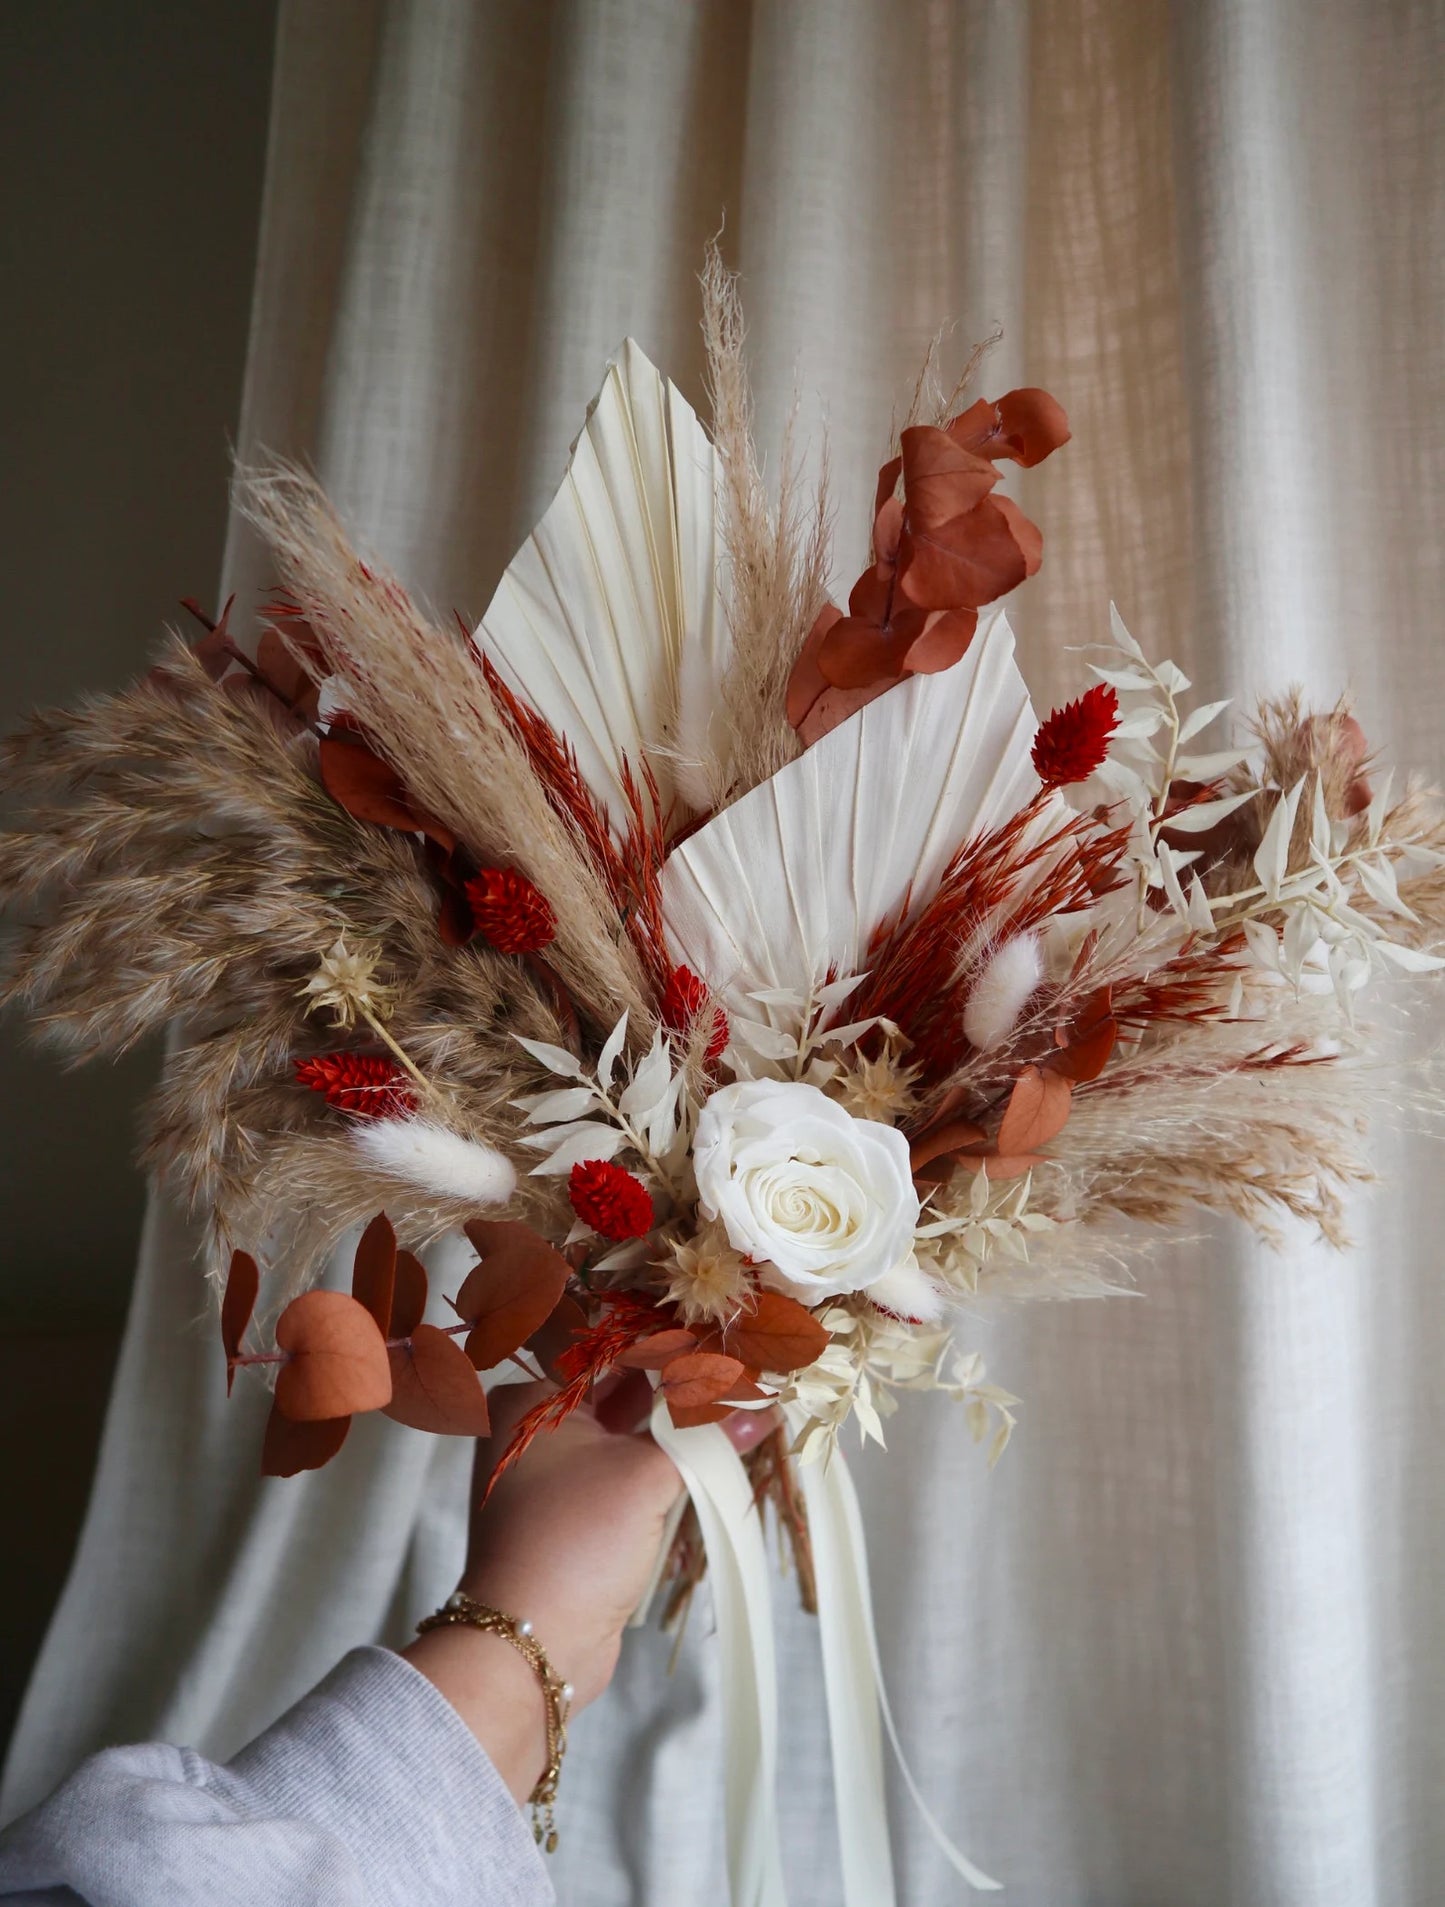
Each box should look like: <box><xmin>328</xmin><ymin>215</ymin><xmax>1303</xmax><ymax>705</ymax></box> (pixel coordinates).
<box><xmin>4</xmin><ymin>252</ymin><xmax>1443</xmax><ymax>1896</ymax></box>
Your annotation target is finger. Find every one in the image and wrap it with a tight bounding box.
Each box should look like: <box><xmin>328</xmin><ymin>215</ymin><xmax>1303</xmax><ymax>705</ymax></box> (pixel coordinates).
<box><xmin>721</xmin><ymin>1404</ymin><xmax>782</xmax><ymax>1454</ymax></box>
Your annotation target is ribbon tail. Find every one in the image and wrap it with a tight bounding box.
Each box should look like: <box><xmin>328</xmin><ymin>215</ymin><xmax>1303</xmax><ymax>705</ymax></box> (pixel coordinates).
<box><xmin>802</xmin><ymin>1436</ymin><xmax>1002</xmax><ymax>1894</ymax></box>
<box><xmin>651</xmin><ymin>1398</ymin><xmax>789</xmax><ymax>1907</ymax></box>
<box><xmin>796</xmin><ymin>1433</ymin><xmax>897</xmax><ymax>1906</ymax></box>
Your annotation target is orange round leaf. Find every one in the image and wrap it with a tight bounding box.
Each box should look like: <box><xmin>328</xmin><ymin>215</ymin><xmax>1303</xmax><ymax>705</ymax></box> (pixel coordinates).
<box><xmin>274</xmin><ymin>1290</ymin><xmax>393</xmax><ymax>1422</ymax></box>
<box><xmin>390</xmin><ymin>1249</ymin><xmax>429</xmax><ymax>1338</ymax></box>
<box><xmin>385</xmin><ymin>1325</ymin><xmax>492</xmax><ymax>1436</ymax></box>
<box><xmin>721</xmin><ymin>1291</ymin><xmax>827</xmax><ymax>1376</ymax></box>
<box><xmin>350</xmin><ymin>1212</ymin><xmax>397</xmax><ymax>1334</ymax></box>
<box><xmin>262</xmin><ymin>1403</ymin><xmax>351</xmax><ymax>1476</ymax></box>
<box><xmin>458</xmin><ymin>1220</ymin><xmax>570</xmax><ymax>1371</ymax></box>
<box><xmin>995</xmin><ymin>1065</ymin><xmax>1073</xmax><ymax>1157</ymax></box>
<box><xmin>616</xmin><ymin>1328</ymin><xmax>699</xmax><ymax>1371</ymax></box>
<box><xmin>660</xmin><ymin>1351</ymin><xmax>746</xmax><ymax>1412</ymax></box>
<box><xmin>221</xmin><ymin>1249</ymin><xmax>259</xmax><ymax>1395</ymax></box>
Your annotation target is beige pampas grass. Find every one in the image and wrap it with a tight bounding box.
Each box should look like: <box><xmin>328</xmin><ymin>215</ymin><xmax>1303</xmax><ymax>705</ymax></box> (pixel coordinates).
<box><xmin>240</xmin><ymin>465</ymin><xmax>654</xmax><ymax>1035</ymax></box>
<box><xmin>701</xmin><ymin>243</ymin><xmax>831</xmax><ymax>801</ymax></box>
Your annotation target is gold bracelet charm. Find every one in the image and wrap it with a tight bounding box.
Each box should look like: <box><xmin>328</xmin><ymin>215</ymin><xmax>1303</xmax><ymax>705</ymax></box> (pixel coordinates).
<box><xmin>417</xmin><ymin>1591</ymin><xmax>573</xmax><ymax>1851</ymax></box>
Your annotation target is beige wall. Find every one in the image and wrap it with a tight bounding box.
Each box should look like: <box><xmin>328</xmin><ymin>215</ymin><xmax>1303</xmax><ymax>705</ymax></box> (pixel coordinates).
<box><xmin>0</xmin><ymin>0</ymin><xmax>276</xmax><ymax>1746</ymax></box>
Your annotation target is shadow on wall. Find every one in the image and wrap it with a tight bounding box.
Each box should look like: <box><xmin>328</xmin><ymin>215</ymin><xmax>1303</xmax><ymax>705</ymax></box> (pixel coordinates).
<box><xmin>0</xmin><ymin>0</ymin><xmax>278</xmax><ymax>1752</ymax></box>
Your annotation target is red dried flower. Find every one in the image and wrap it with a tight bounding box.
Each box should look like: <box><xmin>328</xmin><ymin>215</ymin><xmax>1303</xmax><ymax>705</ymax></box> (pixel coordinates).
<box><xmin>1031</xmin><ymin>683</ymin><xmax>1119</xmax><ymax>787</ymax></box>
<box><xmin>568</xmin><ymin>1159</ymin><xmax>655</xmax><ymax>1241</ymax></box>
<box><xmin>465</xmin><ymin>866</ymin><xmax>557</xmax><ymax>953</ymax></box>
<box><xmin>295</xmin><ymin>1053</ymin><xmax>416</xmax><ymax>1119</ymax></box>
<box><xmin>660</xmin><ymin>964</ymin><xmax>728</xmax><ymax>1065</ymax></box>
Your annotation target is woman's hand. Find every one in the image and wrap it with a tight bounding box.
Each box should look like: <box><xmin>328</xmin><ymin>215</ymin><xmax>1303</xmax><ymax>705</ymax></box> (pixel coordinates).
<box><xmin>404</xmin><ymin>1378</ymin><xmax>775</xmax><ymax>1802</ymax></box>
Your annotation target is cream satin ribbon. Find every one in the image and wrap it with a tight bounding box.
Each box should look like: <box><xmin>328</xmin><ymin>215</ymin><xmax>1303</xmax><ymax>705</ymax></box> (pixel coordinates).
<box><xmin>650</xmin><ymin>1397</ymin><xmax>788</xmax><ymax>1905</ymax></box>
<box><xmin>649</xmin><ymin>1397</ymin><xmax>999</xmax><ymax>1904</ymax></box>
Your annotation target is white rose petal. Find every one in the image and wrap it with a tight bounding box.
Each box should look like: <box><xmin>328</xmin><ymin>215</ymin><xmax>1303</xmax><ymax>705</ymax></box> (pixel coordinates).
<box><xmin>692</xmin><ymin>1079</ymin><xmax>919</xmax><ymax>1302</ymax></box>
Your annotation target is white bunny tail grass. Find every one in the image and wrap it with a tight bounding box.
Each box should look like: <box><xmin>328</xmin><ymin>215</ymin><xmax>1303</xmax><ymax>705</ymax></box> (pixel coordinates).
<box><xmin>351</xmin><ymin>1118</ymin><xmax>517</xmax><ymax>1207</ymax></box>
<box><xmin>963</xmin><ymin>933</ymin><xmax>1044</xmax><ymax>1052</ymax></box>
<box><xmin>869</xmin><ymin>1257</ymin><xmax>948</xmax><ymax>1324</ymax></box>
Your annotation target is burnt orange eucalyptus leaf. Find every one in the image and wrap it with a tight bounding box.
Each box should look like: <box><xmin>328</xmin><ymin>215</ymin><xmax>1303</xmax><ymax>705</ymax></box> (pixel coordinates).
<box><xmin>221</xmin><ymin>1249</ymin><xmax>259</xmax><ymax>1395</ymax></box>
<box><xmin>949</xmin><ymin>389</ymin><xmax>1071</xmax><ymax>466</ymax></box>
<box><xmin>350</xmin><ymin>1212</ymin><xmax>397</xmax><ymax>1335</ymax></box>
<box><xmin>786</xmin><ymin>386</ymin><xmax>1069</xmax><ymax>746</ymax></box>
<box><xmin>390</xmin><ymin>1249</ymin><xmax>429</xmax><ymax>1338</ymax></box>
<box><xmin>385</xmin><ymin>1324</ymin><xmax>492</xmax><ymax>1436</ymax></box>
<box><xmin>898</xmin><ymin>608</ymin><xmax>979</xmax><ymax>676</ymax></box>
<box><xmin>457</xmin><ymin>1219</ymin><xmax>570</xmax><ymax>1371</ymax></box>
<box><xmin>1050</xmin><ymin>993</ymin><xmax>1119</xmax><ymax>1086</ymax></box>
<box><xmin>995</xmin><ymin>1065</ymin><xmax>1073</xmax><ymax>1157</ymax></box>
<box><xmin>317</xmin><ymin>736</ymin><xmax>456</xmax><ymax>852</ymax></box>
<box><xmin>990</xmin><ymin>494</ymin><xmax>1043</xmax><ymax>576</ymax></box>
<box><xmin>814</xmin><ymin>615</ymin><xmax>910</xmax><ymax>691</ymax></box>
<box><xmin>254</xmin><ymin>627</ymin><xmax>321</xmax><ymax>720</ymax></box>
<box><xmin>909</xmin><ymin>1120</ymin><xmax>987</xmax><ymax>1176</ymax></box>
<box><xmin>785</xmin><ymin>604</ymin><xmax>842</xmax><ymax>730</ymax></box>
<box><xmin>615</xmin><ymin>1328</ymin><xmax>699</xmax><ymax>1372</ymax></box>
<box><xmin>978</xmin><ymin>1153</ymin><xmax>1045</xmax><ymax>1181</ymax></box>
<box><xmin>895</xmin><ymin>495</ymin><xmax>1031</xmax><ymax>612</ymax></box>
<box><xmin>897</xmin><ymin>426</ymin><xmax>999</xmax><ymax>531</ymax></box>
<box><xmin>667</xmin><ymin>1398</ymin><xmax>736</xmax><ymax>1429</ymax></box>
<box><xmin>721</xmin><ymin>1290</ymin><xmax>828</xmax><ymax>1375</ymax></box>
<box><xmin>262</xmin><ymin>1405</ymin><xmax>350</xmax><ymax>1478</ymax></box>
<box><xmin>274</xmin><ymin>1290</ymin><xmax>393</xmax><ymax>1422</ymax></box>
<box><xmin>660</xmin><ymin>1351</ymin><xmax>747</xmax><ymax>1413</ymax></box>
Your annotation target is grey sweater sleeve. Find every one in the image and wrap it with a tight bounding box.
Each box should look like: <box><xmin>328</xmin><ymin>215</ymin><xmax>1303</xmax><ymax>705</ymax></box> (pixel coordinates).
<box><xmin>0</xmin><ymin>1646</ymin><xmax>555</xmax><ymax>1907</ymax></box>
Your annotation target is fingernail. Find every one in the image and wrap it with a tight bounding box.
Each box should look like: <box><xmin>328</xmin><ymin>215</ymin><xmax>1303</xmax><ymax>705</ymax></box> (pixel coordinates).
<box><xmin>722</xmin><ymin>1408</ymin><xmax>778</xmax><ymax>1454</ymax></box>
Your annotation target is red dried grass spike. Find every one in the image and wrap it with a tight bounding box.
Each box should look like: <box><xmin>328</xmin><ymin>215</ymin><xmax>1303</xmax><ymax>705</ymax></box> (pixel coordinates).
<box><xmin>851</xmin><ymin>794</ymin><xmax>1132</xmax><ymax>1086</ymax></box>
<box><xmin>568</xmin><ymin>1159</ymin><xmax>655</xmax><ymax>1241</ymax></box>
<box><xmin>295</xmin><ymin>1053</ymin><xmax>417</xmax><ymax>1119</ymax></box>
<box><xmin>477</xmin><ymin>649</ymin><xmax>678</xmax><ymax>995</ymax></box>
<box><xmin>487</xmin><ymin>1291</ymin><xmax>669</xmax><ymax>1492</ymax></box>
<box><xmin>1031</xmin><ymin>683</ymin><xmax>1119</xmax><ymax>788</ymax></box>
<box><xmin>661</xmin><ymin>964</ymin><xmax>728</xmax><ymax>1064</ymax></box>
<box><xmin>464</xmin><ymin>865</ymin><xmax>557</xmax><ymax>953</ymax></box>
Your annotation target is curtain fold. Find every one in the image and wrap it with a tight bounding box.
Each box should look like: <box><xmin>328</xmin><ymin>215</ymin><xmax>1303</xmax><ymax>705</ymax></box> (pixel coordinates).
<box><xmin>7</xmin><ymin>4</ymin><xmax>1445</xmax><ymax>1902</ymax></box>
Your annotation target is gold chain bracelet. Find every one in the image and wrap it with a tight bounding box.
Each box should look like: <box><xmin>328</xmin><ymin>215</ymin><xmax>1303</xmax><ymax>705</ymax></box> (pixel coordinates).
<box><xmin>416</xmin><ymin>1591</ymin><xmax>573</xmax><ymax>1851</ymax></box>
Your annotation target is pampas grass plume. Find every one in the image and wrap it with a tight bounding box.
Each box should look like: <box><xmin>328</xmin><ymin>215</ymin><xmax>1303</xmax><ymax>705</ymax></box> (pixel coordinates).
<box><xmin>963</xmin><ymin>934</ymin><xmax>1044</xmax><ymax>1052</ymax></box>
<box><xmin>351</xmin><ymin>1118</ymin><xmax>516</xmax><ymax>1206</ymax></box>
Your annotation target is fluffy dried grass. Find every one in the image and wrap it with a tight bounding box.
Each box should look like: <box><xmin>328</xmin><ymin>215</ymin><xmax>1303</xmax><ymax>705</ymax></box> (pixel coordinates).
<box><xmin>0</xmin><ymin>639</ymin><xmax>568</xmax><ymax>1285</ymax></box>
<box><xmin>241</xmin><ymin>466</ymin><xmax>654</xmax><ymax>1033</ymax></box>
<box><xmin>701</xmin><ymin>244</ymin><xmax>831</xmax><ymax>800</ymax></box>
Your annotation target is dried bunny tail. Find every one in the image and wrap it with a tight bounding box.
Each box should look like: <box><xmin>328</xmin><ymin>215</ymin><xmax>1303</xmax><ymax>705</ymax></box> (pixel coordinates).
<box><xmin>239</xmin><ymin>463</ymin><xmax>653</xmax><ymax>1031</ymax></box>
<box><xmin>961</xmin><ymin>933</ymin><xmax>1044</xmax><ymax>1052</ymax></box>
<box><xmin>701</xmin><ymin>242</ymin><xmax>831</xmax><ymax>800</ymax></box>
<box><xmin>351</xmin><ymin>1117</ymin><xmax>515</xmax><ymax>1205</ymax></box>
<box><xmin>227</xmin><ymin>1128</ymin><xmax>563</xmax><ymax>1299</ymax></box>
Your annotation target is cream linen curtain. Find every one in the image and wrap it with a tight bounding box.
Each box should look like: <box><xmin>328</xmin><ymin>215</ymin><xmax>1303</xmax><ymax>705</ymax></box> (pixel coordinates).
<box><xmin>7</xmin><ymin>3</ymin><xmax>1445</xmax><ymax>1901</ymax></box>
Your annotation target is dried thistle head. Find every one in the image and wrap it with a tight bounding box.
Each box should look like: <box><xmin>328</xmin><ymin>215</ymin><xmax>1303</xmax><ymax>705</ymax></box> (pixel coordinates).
<box><xmin>659</xmin><ymin>1222</ymin><xmax>750</xmax><ymax>1326</ymax></box>
<box><xmin>299</xmin><ymin>937</ymin><xmax>390</xmax><ymax>1030</ymax></box>
<box><xmin>832</xmin><ymin>1039</ymin><xmax>919</xmax><ymax>1125</ymax></box>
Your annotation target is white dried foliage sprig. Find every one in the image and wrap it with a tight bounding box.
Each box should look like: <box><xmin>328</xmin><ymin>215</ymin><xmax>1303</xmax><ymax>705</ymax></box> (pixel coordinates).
<box><xmin>1085</xmin><ymin>609</ymin><xmax>1445</xmax><ymax>1019</ymax></box>
<box><xmin>784</xmin><ymin>1303</ymin><xmax>1019</xmax><ymax>1468</ymax></box>
<box><xmin>515</xmin><ymin>1013</ymin><xmax>694</xmax><ymax>1204</ymax></box>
